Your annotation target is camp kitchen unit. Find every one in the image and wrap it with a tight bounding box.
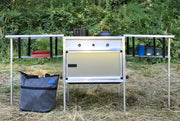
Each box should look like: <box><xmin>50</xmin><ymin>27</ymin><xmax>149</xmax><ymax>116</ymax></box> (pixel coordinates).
<box><xmin>5</xmin><ymin>34</ymin><xmax>175</xmax><ymax>113</ymax></box>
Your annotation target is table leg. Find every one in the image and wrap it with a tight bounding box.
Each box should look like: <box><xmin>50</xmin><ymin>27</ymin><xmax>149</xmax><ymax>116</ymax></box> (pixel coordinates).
<box><xmin>168</xmin><ymin>38</ymin><xmax>171</xmax><ymax>108</ymax></box>
<box><xmin>10</xmin><ymin>38</ymin><xmax>13</xmax><ymax>105</ymax></box>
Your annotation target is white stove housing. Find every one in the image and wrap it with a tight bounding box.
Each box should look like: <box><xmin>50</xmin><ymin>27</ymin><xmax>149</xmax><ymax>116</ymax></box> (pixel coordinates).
<box><xmin>63</xmin><ymin>36</ymin><xmax>127</xmax><ymax>112</ymax></box>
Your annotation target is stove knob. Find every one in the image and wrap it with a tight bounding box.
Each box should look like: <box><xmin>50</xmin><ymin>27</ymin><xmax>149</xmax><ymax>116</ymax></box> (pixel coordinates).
<box><xmin>78</xmin><ymin>44</ymin><xmax>81</xmax><ymax>47</ymax></box>
<box><xmin>106</xmin><ymin>43</ymin><xmax>109</xmax><ymax>47</ymax></box>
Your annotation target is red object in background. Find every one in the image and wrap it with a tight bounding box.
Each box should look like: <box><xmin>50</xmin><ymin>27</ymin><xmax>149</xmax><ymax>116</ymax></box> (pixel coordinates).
<box><xmin>178</xmin><ymin>68</ymin><xmax>180</xmax><ymax>72</ymax></box>
<box><xmin>31</xmin><ymin>51</ymin><xmax>50</xmax><ymax>57</ymax></box>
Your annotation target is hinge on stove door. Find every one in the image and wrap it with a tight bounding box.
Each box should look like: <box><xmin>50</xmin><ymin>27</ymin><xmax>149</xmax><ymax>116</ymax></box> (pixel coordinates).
<box><xmin>66</xmin><ymin>78</ymin><xmax>68</xmax><ymax>80</ymax></box>
<box><xmin>66</xmin><ymin>51</ymin><xmax>68</xmax><ymax>53</ymax></box>
<box><xmin>120</xmin><ymin>50</ymin><xmax>123</xmax><ymax>53</ymax></box>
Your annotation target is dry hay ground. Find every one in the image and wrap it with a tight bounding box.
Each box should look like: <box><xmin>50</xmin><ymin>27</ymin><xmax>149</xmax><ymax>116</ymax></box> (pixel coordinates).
<box><xmin>0</xmin><ymin>62</ymin><xmax>179</xmax><ymax>121</ymax></box>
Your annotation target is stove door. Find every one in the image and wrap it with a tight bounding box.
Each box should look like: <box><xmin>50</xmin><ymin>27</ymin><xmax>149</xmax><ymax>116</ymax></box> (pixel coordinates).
<box><xmin>66</xmin><ymin>51</ymin><xmax>122</xmax><ymax>81</ymax></box>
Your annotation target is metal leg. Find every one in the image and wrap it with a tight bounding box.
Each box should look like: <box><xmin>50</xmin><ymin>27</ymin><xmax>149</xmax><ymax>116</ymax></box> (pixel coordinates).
<box><xmin>126</xmin><ymin>37</ymin><xmax>129</xmax><ymax>54</ymax></box>
<box><xmin>50</xmin><ymin>37</ymin><xmax>53</xmax><ymax>58</ymax></box>
<box><xmin>122</xmin><ymin>37</ymin><xmax>126</xmax><ymax>112</ymax></box>
<box><xmin>63</xmin><ymin>82</ymin><xmax>66</xmax><ymax>113</ymax></box>
<box><xmin>168</xmin><ymin>38</ymin><xmax>171</xmax><ymax>108</ymax></box>
<box><xmin>153</xmin><ymin>37</ymin><xmax>156</xmax><ymax>56</ymax></box>
<box><xmin>10</xmin><ymin>38</ymin><xmax>13</xmax><ymax>105</ymax></box>
<box><xmin>18</xmin><ymin>37</ymin><xmax>21</xmax><ymax>58</ymax></box>
<box><xmin>55</xmin><ymin>37</ymin><xmax>58</xmax><ymax>56</ymax></box>
<box><xmin>132</xmin><ymin>37</ymin><xmax>135</xmax><ymax>57</ymax></box>
<box><xmin>63</xmin><ymin>37</ymin><xmax>66</xmax><ymax>113</ymax></box>
<box><xmin>28</xmin><ymin>37</ymin><xmax>31</xmax><ymax>56</ymax></box>
<box><xmin>162</xmin><ymin>38</ymin><xmax>165</xmax><ymax>58</ymax></box>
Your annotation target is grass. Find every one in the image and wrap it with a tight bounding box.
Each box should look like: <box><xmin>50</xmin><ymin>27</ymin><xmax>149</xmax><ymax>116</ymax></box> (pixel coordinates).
<box><xmin>0</xmin><ymin>61</ymin><xmax>179</xmax><ymax>120</ymax></box>
<box><xmin>0</xmin><ymin>85</ymin><xmax>20</xmax><ymax>94</ymax></box>
<box><xmin>13</xmin><ymin>57</ymin><xmax>63</xmax><ymax>66</ymax></box>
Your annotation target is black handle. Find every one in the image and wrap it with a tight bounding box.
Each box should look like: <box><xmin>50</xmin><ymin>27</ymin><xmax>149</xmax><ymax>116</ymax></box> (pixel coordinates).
<box><xmin>68</xmin><ymin>64</ymin><xmax>77</xmax><ymax>67</ymax></box>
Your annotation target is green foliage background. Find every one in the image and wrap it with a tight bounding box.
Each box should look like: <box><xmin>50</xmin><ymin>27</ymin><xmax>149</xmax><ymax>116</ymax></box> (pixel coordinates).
<box><xmin>0</xmin><ymin>0</ymin><xmax>179</xmax><ymax>63</ymax></box>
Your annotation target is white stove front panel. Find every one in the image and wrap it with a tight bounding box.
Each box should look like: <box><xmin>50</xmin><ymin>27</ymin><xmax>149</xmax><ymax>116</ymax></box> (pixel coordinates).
<box><xmin>66</xmin><ymin>40</ymin><xmax>122</xmax><ymax>50</ymax></box>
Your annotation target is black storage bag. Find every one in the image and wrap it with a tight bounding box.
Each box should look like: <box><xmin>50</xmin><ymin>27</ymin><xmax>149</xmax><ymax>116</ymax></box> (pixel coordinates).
<box><xmin>20</xmin><ymin>72</ymin><xmax>59</xmax><ymax>112</ymax></box>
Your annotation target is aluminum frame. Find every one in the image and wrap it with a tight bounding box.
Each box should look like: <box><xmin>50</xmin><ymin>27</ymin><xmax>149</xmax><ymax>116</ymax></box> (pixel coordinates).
<box><xmin>5</xmin><ymin>34</ymin><xmax>64</xmax><ymax>39</ymax></box>
<box><xmin>67</xmin><ymin>50</ymin><xmax>122</xmax><ymax>53</ymax></box>
<box><xmin>123</xmin><ymin>34</ymin><xmax>175</xmax><ymax>38</ymax></box>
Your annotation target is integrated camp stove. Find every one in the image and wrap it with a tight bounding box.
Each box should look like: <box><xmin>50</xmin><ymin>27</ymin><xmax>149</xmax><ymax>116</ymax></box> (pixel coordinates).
<box><xmin>63</xmin><ymin>36</ymin><xmax>127</xmax><ymax>112</ymax></box>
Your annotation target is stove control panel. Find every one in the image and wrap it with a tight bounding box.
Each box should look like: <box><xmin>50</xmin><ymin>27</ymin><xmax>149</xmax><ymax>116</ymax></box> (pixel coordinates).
<box><xmin>66</xmin><ymin>39</ymin><xmax>122</xmax><ymax>50</ymax></box>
